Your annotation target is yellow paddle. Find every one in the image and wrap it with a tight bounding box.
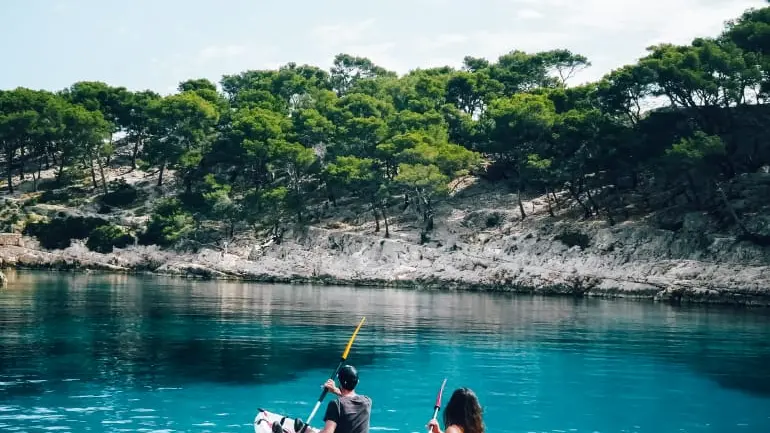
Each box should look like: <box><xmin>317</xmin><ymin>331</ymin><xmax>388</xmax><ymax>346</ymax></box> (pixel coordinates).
<box><xmin>299</xmin><ymin>317</ymin><xmax>366</xmax><ymax>432</ymax></box>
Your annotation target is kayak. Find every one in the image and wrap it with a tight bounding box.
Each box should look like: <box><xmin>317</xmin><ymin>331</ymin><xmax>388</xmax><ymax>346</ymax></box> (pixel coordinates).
<box><xmin>254</xmin><ymin>408</ymin><xmax>320</xmax><ymax>433</ymax></box>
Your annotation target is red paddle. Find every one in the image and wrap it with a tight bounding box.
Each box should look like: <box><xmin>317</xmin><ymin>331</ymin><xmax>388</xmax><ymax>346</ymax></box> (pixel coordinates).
<box><xmin>429</xmin><ymin>378</ymin><xmax>448</xmax><ymax>431</ymax></box>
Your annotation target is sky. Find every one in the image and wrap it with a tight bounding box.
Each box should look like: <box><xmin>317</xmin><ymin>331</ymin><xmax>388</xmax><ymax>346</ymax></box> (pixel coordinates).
<box><xmin>1</xmin><ymin>0</ymin><xmax>767</xmax><ymax>95</ymax></box>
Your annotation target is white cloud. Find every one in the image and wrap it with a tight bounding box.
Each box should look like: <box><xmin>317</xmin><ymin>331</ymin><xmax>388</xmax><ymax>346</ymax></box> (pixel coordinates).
<box><xmin>151</xmin><ymin>43</ymin><xmax>283</xmax><ymax>95</ymax></box>
<box><xmin>307</xmin><ymin>19</ymin><xmax>406</xmax><ymax>71</ymax></box>
<box><xmin>311</xmin><ymin>18</ymin><xmax>377</xmax><ymax>46</ymax></box>
<box><xmin>11</xmin><ymin>0</ymin><xmax>766</xmax><ymax>96</ymax></box>
<box><xmin>465</xmin><ymin>29</ymin><xmax>574</xmax><ymax>59</ymax></box>
<box><xmin>413</xmin><ymin>28</ymin><xmax>571</xmax><ymax>63</ymax></box>
<box><xmin>490</xmin><ymin>0</ymin><xmax>765</xmax><ymax>84</ymax></box>
<box><xmin>637</xmin><ymin>0</ymin><xmax>763</xmax><ymax>47</ymax></box>
<box><xmin>416</xmin><ymin>33</ymin><xmax>470</xmax><ymax>51</ymax></box>
<box><xmin>515</xmin><ymin>9</ymin><xmax>543</xmax><ymax>20</ymax></box>
<box><xmin>306</xmin><ymin>0</ymin><xmax>763</xmax><ymax>80</ymax></box>
<box><xmin>415</xmin><ymin>0</ymin><xmax>453</xmax><ymax>5</ymax></box>
<box><xmin>344</xmin><ymin>42</ymin><xmax>397</xmax><ymax>53</ymax></box>
<box><xmin>340</xmin><ymin>42</ymin><xmax>406</xmax><ymax>72</ymax></box>
<box><xmin>419</xmin><ymin>57</ymin><xmax>466</xmax><ymax>70</ymax></box>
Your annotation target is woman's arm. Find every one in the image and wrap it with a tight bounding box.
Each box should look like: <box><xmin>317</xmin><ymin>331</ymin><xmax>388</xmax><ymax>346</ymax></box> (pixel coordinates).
<box><xmin>427</xmin><ymin>419</ymin><xmax>443</xmax><ymax>433</ymax></box>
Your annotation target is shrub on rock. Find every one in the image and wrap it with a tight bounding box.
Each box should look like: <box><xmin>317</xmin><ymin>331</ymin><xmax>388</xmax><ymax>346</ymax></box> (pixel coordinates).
<box><xmin>86</xmin><ymin>225</ymin><xmax>134</xmax><ymax>253</ymax></box>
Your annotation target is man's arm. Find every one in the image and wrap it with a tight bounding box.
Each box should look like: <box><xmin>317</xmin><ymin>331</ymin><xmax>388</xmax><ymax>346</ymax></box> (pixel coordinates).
<box><xmin>323</xmin><ymin>379</ymin><xmax>341</xmax><ymax>396</ymax></box>
<box><xmin>319</xmin><ymin>398</ymin><xmax>339</xmax><ymax>433</ymax></box>
<box><xmin>318</xmin><ymin>419</ymin><xmax>337</xmax><ymax>433</ymax></box>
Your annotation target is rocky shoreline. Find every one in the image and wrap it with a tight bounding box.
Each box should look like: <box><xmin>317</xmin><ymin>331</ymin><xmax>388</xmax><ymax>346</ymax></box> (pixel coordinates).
<box><xmin>2</xmin><ymin>210</ymin><xmax>770</xmax><ymax>307</ymax></box>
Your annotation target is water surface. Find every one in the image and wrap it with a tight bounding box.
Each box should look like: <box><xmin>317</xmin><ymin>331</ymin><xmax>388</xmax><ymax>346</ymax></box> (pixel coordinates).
<box><xmin>1</xmin><ymin>270</ymin><xmax>769</xmax><ymax>433</ymax></box>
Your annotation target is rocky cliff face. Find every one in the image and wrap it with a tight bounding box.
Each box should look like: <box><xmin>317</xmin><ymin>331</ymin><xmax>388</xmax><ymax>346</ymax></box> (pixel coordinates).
<box><xmin>241</xmin><ymin>212</ymin><xmax>770</xmax><ymax>306</ymax></box>
<box><xmin>2</xmin><ymin>173</ymin><xmax>770</xmax><ymax>307</ymax></box>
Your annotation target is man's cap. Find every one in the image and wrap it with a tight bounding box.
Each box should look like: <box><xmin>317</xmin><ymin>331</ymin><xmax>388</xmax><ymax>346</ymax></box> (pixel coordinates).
<box><xmin>337</xmin><ymin>364</ymin><xmax>359</xmax><ymax>390</ymax></box>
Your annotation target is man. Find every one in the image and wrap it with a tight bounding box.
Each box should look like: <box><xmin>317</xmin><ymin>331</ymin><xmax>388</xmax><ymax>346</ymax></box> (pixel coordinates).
<box><xmin>318</xmin><ymin>365</ymin><xmax>371</xmax><ymax>433</ymax></box>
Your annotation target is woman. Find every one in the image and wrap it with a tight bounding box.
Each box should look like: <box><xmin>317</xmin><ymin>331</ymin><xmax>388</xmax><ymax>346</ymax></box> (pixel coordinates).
<box><xmin>427</xmin><ymin>388</ymin><xmax>484</xmax><ymax>433</ymax></box>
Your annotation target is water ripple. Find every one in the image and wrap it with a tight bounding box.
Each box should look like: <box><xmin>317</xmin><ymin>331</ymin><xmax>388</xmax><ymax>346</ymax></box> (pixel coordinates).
<box><xmin>1</xmin><ymin>273</ymin><xmax>770</xmax><ymax>433</ymax></box>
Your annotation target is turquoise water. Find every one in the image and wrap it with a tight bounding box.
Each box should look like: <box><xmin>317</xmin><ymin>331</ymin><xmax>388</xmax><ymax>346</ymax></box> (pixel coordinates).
<box><xmin>1</xmin><ymin>271</ymin><xmax>770</xmax><ymax>433</ymax></box>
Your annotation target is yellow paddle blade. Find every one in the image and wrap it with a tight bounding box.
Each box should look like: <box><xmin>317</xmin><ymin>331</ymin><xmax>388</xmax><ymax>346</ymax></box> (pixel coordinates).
<box><xmin>341</xmin><ymin>317</ymin><xmax>366</xmax><ymax>360</ymax></box>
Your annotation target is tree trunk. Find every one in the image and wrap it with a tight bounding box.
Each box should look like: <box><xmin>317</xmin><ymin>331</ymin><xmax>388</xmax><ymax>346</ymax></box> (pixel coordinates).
<box><xmin>157</xmin><ymin>161</ymin><xmax>165</xmax><ymax>187</ymax></box>
<box><xmin>105</xmin><ymin>135</ymin><xmax>113</xmax><ymax>166</ymax></box>
<box><xmin>131</xmin><ymin>137</ymin><xmax>141</xmax><ymax>170</ymax></box>
<box><xmin>419</xmin><ymin>193</ymin><xmax>434</xmax><ymax>232</ymax></box>
<box><xmin>604</xmin><ymin>198</ymin><xmax>616</xmax><ymax>226</ymax></box>
<box><xmin>327</xmin><ymin>184</ymin><xmax>336</xmax><ymax>207</ymax></box>
<box><xmin>292</xmin><ymin>172</ymin><xmax>303</xmax><ymax>223</ymax></box>
<box><xmin>517</xmin><ymin>184</ymin><xmax>526</xmax><ymax>220</ymax></box>
<box><xmin>19</xmin><ymin>146</ymin><xmax>25</xmax><ymax>182</ymax></box>
<box><xmin>382</xmin><ymin>205</ymin><xmax>390</xmax><ymax>238</ymax></box>
<box><xmin>97</xmin><ymin>156</ymin><xmax>109</xmax><ymax>196</ymax></box>
<box><xmin>88</xmin><ymin>154</ymin><xmax>98</xmax><ymax>191</ymax></box>
<box><xmin>586</xmin><ymin>186</ymin><xmax>600</xmax><ymax>214</ymax></box>
<box><xmin>228</xmin><ymin>169</ymin><xmax>239</xmax><ymax>185</ymax></box>
<box><xmin>295</xmin><ymin>188</ymin><xmax>304</xmax><ymax>222</ymax></box>
<box><xmin>717</xmin><ymin>180</ymin><xmax>770</xmax><ymax>246</ymax></box>
<box><xmin>5</xmin><ymin>148</ymin><xmax>14</xmax><ymax>194</ymax></box>
<box><xmin>50</xmin><ymin>148</ymin><xmax>59</xmax><ymax>170</ymax></box>
<box><xmin>372</xmin><ymin>200</ymin><xmax>380</xmax><ymax>233</ymax></box>
<box><xmin>715</xmin><ymin>180</ymin><xmax>749</xmax><ymax>234</ymax></box>
<box><xmin>685</xmin><ymin>171</ymin><xmax>701</xmax><ymax>209</ymax></box>
<box><xmin>425</xmin><ymin>210</ymin><xmax>434</xmax><ymax>232</ymax></box>
<box><xmin>568</xmin><ymin>184</ymin><xmax>591</xmax><ymax>218</ymax></box>
<box><xmin>414</xmin><ymin>191</ymin><xmax>423</xmax><ymax>215</ymax></box>
<box><xmin>56</xmin><ymin>158</ymin><xmax>66</xmax><ymax>185</ymax></box>
<box><xmin>33</xmin><ymin>157</ymin><xmax>43</xmax><ymax>192</ymax></box>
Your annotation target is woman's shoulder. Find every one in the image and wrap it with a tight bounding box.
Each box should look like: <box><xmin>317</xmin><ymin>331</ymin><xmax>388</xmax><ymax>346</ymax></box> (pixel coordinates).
<box><xmin>445</xmin><ymin>425</ymin><xmax>464</xmax><ymax>433</ymax></box>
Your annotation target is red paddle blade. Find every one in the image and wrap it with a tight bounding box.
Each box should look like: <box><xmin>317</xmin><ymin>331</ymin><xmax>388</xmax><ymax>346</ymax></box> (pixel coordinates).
<box><xmin>435</xmin><ymin>378</ymin><xmax>447</xmax><ymax>408</ymax></box>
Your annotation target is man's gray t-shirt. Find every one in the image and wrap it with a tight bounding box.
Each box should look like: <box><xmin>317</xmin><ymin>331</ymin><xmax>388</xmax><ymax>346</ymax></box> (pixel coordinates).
<box><xmin>323</xmin><ymin>394</ymin><xmax>371</xmax><ymax>433</ymax></box>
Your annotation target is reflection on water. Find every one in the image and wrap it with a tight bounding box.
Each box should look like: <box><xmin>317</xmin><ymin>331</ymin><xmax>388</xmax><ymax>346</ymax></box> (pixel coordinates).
<box><xmin>0</xmin><ymin>271</ymin><xmax>381</xmax><ymax>394</ymax></box>
<box><xmin>1</xmin><ymin>270</ymin><xmax>770</xmax><ymax>433</ymax></box>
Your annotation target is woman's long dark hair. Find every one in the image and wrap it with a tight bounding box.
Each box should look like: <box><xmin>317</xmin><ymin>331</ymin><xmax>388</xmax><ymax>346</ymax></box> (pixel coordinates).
<box><xmin>443</xmin><ymin>388</ymin><xmax>484</xmax><ymax>433</ymax></box>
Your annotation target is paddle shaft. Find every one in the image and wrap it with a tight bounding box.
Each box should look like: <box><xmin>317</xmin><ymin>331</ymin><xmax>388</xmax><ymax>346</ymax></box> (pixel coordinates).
<box><xmin>301</xmin><ymin>317</ymin><xmax>366</xmax><ymax>432</ymax></box>
<box><xmin>428</xmin><ymin>378</ymin><xmax>447</xmax><ymax>432</ymax></box>
<box><xmin>431</xmin><ymin>407</ymin><xmax>440</xmax><ymax>421</ymax></box>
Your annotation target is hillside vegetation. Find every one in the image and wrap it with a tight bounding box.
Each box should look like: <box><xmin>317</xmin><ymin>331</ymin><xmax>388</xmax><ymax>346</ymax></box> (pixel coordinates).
<box><xmin>1</xmin><ymin>7</ymin><xmax>769</xmax><ymax>282</ymax></box>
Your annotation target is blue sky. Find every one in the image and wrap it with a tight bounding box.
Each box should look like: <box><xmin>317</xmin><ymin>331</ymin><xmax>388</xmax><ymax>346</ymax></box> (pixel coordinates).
<box><xmin>1</xmin><ymin>0</ymin><xmax>766</xmax><ymax>95</ymax></box>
